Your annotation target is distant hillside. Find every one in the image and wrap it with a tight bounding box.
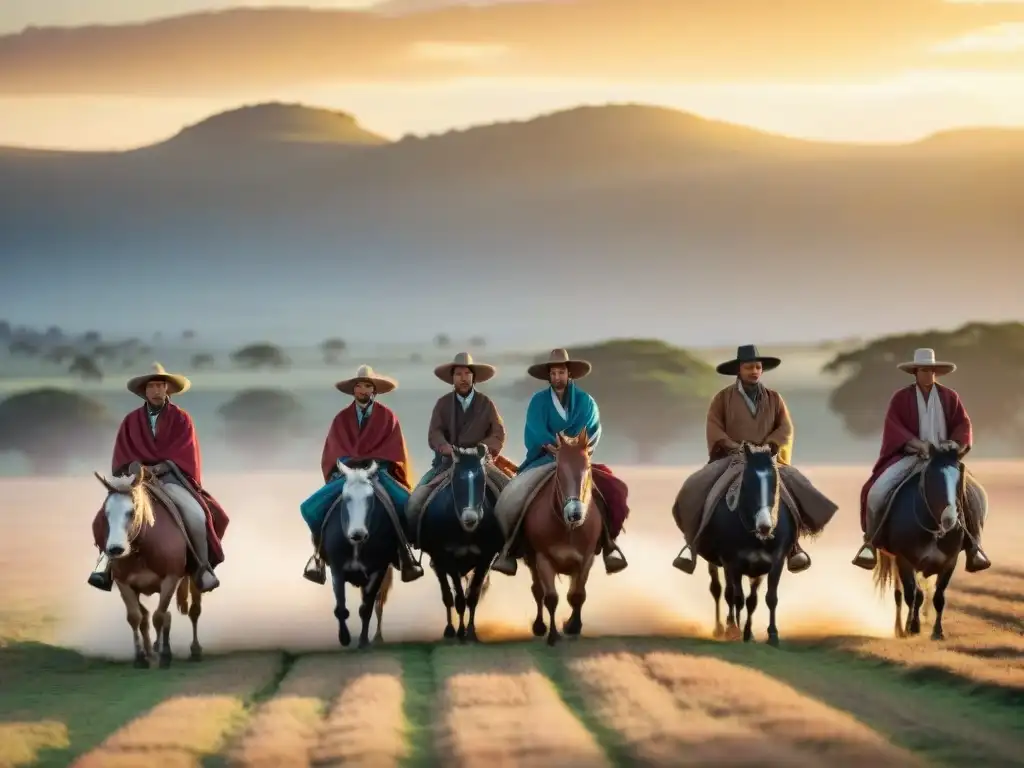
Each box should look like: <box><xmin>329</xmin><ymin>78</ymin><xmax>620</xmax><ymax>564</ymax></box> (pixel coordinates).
<box><xmin>1</xmin><ymin>102</ymin><xmax>1022</xmax><ymax>346</ymax></box>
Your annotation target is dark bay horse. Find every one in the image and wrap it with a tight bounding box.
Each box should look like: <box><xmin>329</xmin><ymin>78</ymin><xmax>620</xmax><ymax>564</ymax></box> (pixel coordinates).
<box><xmin>872</xmin><ymin>444</ymin><xmax>966</xmax><ymax>640</ymax></box>
<box><xmin>698</xmin><ymin>443</ymin><xmax>795</xmax><ymax>647</ymax></box>
<box><xmin>321</xmin><ymin>460</ymin><xmax>395</xmax><ymax>649</ymax></box>
<box><xmin>94</xmin><ymin>463</ymin><xmax>203</xmax><ymax>669</ymax></box>
<box><xmin>523</xmin><ymin>429</ymin><xmax>602</xmax><ymax>646</ymax></box>
<box><xmin>419</xmin><ymin>445</ymin><xmax>499</xmax><ymax>642</ymax></box>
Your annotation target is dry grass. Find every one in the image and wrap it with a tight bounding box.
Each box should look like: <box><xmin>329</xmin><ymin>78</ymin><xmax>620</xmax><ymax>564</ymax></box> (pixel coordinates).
<box><xmin>433</xmin><ymin>646</ymin><xmax>608</xmax><ymax>767</ymax></box>
<box><xmin>0</xmin><ymin>721</ymin><xmax>68</xmax><ymax>768</ymax></box>
<box><xmin>70</xmin><ymin>655</ymin><xmax>280</xmax><ymax>768</ymax></box>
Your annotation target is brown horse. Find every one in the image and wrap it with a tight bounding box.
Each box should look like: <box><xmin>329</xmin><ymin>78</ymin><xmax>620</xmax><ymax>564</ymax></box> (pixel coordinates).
<box><xmin>522</xmin><ymin>428</ymin><xmax>602</xmax><ymax>646</ymax></box>
<box><xmin>94</xmin><ymin>463</ymin><xmax>202</xmax><ymax>669</ymax></box>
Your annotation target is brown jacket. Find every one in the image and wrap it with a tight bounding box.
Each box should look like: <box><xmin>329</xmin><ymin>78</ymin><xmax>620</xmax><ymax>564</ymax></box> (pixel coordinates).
<box><xmin>706</xmin><ymin>382</ymin><xmax>794</xmax><ymax>466</ymax></box>
<box><xmin>428</xmin><ymin>390</ymin><xmax>506</xmax><ymax>457</ymax></box>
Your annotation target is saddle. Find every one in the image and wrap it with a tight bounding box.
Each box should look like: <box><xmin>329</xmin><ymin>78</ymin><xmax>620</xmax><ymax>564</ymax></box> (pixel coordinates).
<box><xmin>414</xmin><ymin>462</ymin><xmax>507</xmax><ymax>546</ymax></box>
<box><xmin>138</xmin><ymin>475</ymin><xmax>203</xmax><ymax>569</ymax></box>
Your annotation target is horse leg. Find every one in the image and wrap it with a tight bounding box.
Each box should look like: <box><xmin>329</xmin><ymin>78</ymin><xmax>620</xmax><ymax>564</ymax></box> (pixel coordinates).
<box><xmin>138</xmin><ymin>601</ymin><xmax>154</xmax><ymax>660</ymax></box>
<box><xmin>188</xmin><ymin>578</ymin><xmax>203</xmax><ymax>661</ymax></box>
<box><xmin>117</xmin><ymin>583</ymin><xmax>149</xmax><ymax>669</ymax></box>
<box><xmin>452</xmin><ymin>573</ymin><xmax>469</xmax><ymax>642</ymax></box>
<box><xmin>374</xmin><ymin>567</ymin><xmax>393</xmax><ymax>645</ymax></box>
<box><xmin>152</xmin><ymin>575</ymin><xmax>180</xmax><ymax>669</ymax></box>
<box><xmin>563</xmin><ymin>553</ymin><xmax>596</xmax><ymax>638</ymax></box>
<box><xmin>358</xmin><ymin>568</ymin><xmax>388</xmax><ymax>650</ymax></box>
<box><xmin>709</xmin><ymin>563</ymin><xmax>726</xmax><ymax>639</ymax></box>
<box><xmin>896</xmin><ymin>558</ymin><xmax>920</xmax><ymax>635</ymax></box>
<box><xmin>765</xmin><ymin>556</ymin><xmax>784</xmax><ymax>647</ymax></box>
<box><xmin>893</xmin><ymin>571</ymin><xmax>905</xmax><ymax>639</ymax></box>
<box><xmin>433</xmin><ymin>563</ymin><xmax>457</xmax><ymax>641</ymax></box>
<box><xmin>724</xmin><ymin>574</ymin><xmax>738</xmax><ymax>634</ymax></box>
<box><xmin>725</xmin><ymin>565</ymin><xmax>744</xmax><ymax>641</ymax></box>
<box><xmin>743</xmin><ymin>575</ymin><xmax>763</xmax><ymax>643</ymax></box>
<box><xmin>931</xmin><ymin>557</ymin><xmax>957</xmax><ymax>641</ymax></box>
<box><xmin>535</xmin><ymin>553</ymin><xmax>561</xmax><ymax>647</ymax></box>
<box><xmin>331</xmin><ymin>567</ymin><xmax>351</xmax><ymax>647</ymax></box>
<box><xmin>528</xmin><ymin>560</ymin><xmax>546</xmax><ymax>637</ymax></box>
<box><xmin>464</xmin><ymin>565</ymin><xmax>490</xmax><ymax>643</ymax></box>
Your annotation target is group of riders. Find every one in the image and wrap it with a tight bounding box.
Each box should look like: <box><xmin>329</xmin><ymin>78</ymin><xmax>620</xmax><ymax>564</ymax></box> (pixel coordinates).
<box><xmin>88</xmin><ymin>343</ymin><xmax>991</xmax><ymax>602</ymax></box>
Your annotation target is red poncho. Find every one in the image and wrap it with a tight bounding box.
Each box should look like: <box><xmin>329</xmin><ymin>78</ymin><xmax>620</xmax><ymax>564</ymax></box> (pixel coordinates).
<box><xmin>93</xmin><ymin>402</ymin><xmax>228</xmax><ymax>566</ymax></box>
<box><xmin>859</xmin><ymin>383</ymin><xmax>972</xmax><ymax>531</ymax></box>
<box><xmin>320</xmin><ymin>401</ymin><xmax>412</xmax><ymax>489</ymax></box>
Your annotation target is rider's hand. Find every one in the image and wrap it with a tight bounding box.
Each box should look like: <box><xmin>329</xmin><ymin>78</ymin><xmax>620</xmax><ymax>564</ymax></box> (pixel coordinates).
<box><xmin>543</xmin><ymin>443</ymin><xmax>559</xmax><ymax>455</ymax></box>
<box><xmin>438</xmin><ymin>444</ymin><xmax>453</xmax><ymax>457</ymax></box>
<box><xmin>939</xmin><ymin>440</ymin><xmax>959</xmax><ymax>452</ymax></box>
<box><xmin>906</xmin><ymin>438</ymin><xmax>929</xmax><ymax>456</ymax></box>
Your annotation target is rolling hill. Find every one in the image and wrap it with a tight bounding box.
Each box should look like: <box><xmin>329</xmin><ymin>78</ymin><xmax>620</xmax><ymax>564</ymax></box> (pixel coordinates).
<box><xmin>1</xmin><ymin>102</ymin><xmax>1021</xmax><ymax>346</ymax></box>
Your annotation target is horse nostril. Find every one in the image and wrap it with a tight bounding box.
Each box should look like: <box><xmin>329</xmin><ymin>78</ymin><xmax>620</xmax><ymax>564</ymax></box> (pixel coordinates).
<box><xmin>757</xmin><ymin>524</ymin><xmax>771</xmax><ymax>536</ymax></box>
<box><xmin>349</xmin><ymin>530</ymin><xmax>367</xmax><ymax>542</ymax></box>
<box><xmin>107</xmin><ymin>545</ymin><xmax>124</xmax><ymax>557</ymax></box>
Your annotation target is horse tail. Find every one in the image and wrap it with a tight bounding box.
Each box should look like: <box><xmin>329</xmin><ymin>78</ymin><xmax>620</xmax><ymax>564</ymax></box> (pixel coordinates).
<box><xmin>176</xmin><ymin>576</ymin><xmax>191</xmax><ymax>616</ymax></box>
<box><xmin>872</xmin><ymin>551</ymin><xmax>897</xmax><ymax>595</ymax></box>
<box><xmin>918</xmin><ymin>573</ymin><xmax>934</xmax><ymax>620</ymax></box>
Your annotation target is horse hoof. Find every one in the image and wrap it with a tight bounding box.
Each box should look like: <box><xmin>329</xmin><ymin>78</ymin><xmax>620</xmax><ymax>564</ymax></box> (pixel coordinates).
<box><xmin>443</xmin><ymin>625</ymin><xmax>456</xmax><ymax>640</ymax></box>
<box><xmin>712</xmin><ymin>625</ymin><xmax>726</xmax><ymax>640</ymax></box>
<box><xmin>931</xmin><ymin>630</ymin><xmax>945</xmax><ymax>641</ymax></box>
<box><xmin>133</xmin><ymin>655</ymin><xmax>150</xmax><ymax>669</ymax></box>
<box><xmin>532</xmin><ymin>620</ymin><xmax>546</xmax><ymax>637</ymax></box>
<box><xmin>358</xmin><ymin>638</ymin><xmax>371</xmax><ymax>650</ymax></box>
<box><xmin>767</xmin><ymin>633</ymin><xmax>780</xmax><ymax>648</ymax></box>
<box><xmin>743</xmin><ymin>630</ymin><xmax>754</xmax><ymax>643</ymax></box>
<box><xmin>547</xmin><ymin>631</ymin><xmax>562</xmax><ymax>647</ymax></box>
<box><xmin>465</xmin><ymin>628</ymin><xmax>479</xmax><ymax>643</ymax></box>
<box><xmin>373</xmin><ymin>633</ymin><xmax>384</xmax><ymax>645</ymax></box>
<box><xmin>339</xmin><ymin>627</ymin><xmax>352</xmax><ymax>647</ymax></box>
<box><xmin>725</xmin><ymin>626</ymin><xmax>742</xmax><ymax>641</ymax></box>
<box><xmin>159</xmin><ymin>654</ymin><xmax>172</xmax><ymax>669</ymax></box>
<box><xmin>457</xmin><ymin>627</ymin><xmax>467</xmax><ymax>642</ymax></box>
<box><xmin>189</xmin><ymin>648</ymin><xmax>202</xmax><ymax>662</ymax></box>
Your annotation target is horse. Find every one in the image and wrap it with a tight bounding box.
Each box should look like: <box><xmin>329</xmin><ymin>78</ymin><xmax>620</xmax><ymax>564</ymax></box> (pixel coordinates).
<box><xmin>418</xmin><ymin>445</ymin><xmax>498</xmax><ymax>642</ymax></box>
<box><xmin>321</xmin><ymin>460</ymin><xmax>397</xmax><ymax>649</ymax></box>
<box><xmin>94</xmin><ymin>463</ymin><xmax>203</xmax><ymax>669</ymax></box>
<box><xmin>698</xmin><ymin>442</ymin><xmax>795</xmax><ymax>647</ymax></box>
<box><xmin>522</xmin><ymin>428</ymin><xmax>602</xmax><ymax>646</ymax></box>
<box><xmin>871</xmin><ymin>444</ymin><xmax>966</xmax><ymax>640</ymax></box>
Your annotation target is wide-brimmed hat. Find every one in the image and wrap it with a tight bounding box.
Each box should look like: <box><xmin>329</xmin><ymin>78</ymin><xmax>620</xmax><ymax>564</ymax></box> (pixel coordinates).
<box><xmin>434</xmin><ymin>351</ymin><xmax>496</xmax><ymax>385</ymax></box>
<box><xmin>897</xmin><ymin>348</ymin><xmax>956</xmax><ymax>376</ymax></box>
<box><xmin>716</xmin><ymin>345</ymin><xmax>782</xmax><ymax>377</ymax></box>
<box><xmin>126</xmin><ymin>362</ymin><xmax>191</xmax><ymax>399</ymax></box>
<box><xmin>527</xmin><ymin>348</ymin><xmax>592</xmax><ymax>381</ymax></box>
<box><xmin>335</xmin><ymin>364</ymin><xmax>398</xmax><ymax>395</ymax></box>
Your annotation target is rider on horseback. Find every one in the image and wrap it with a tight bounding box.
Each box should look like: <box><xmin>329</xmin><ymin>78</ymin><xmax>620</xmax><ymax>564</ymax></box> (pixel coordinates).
<box><xmin>853</xmin><ymin>348</ymin><xmax>991</xmax><ymax>573</ymax></box>
<box><xmin>492</xmin><ymin>348</ymin><xmax>629</xmax><ymax>577</ymax></box>
<box><xmin>301</xmin><ymin>365</ymin><xmax>424</xmax><ymax>585</ymax></box>
<box><xmin>406</xmin><ymin>352</ymin><xmax>514</xmax><ymax>542</ymax></box>
<box><xmin>87</xmin><ymin>363</ymin><xmax>228</xmax><ymax>594</ymax></box>
<box><xmin>672</xmin><ymin>345</ymin><xmax>837</xmax><ymax>575</ymax></box>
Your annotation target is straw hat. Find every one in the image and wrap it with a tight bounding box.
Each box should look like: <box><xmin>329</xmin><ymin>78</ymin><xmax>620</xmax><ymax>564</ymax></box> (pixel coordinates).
<box><xmin>335</xmin><ymin>364</ymin><xmax>398</xmax><ymax>395</ymax></box>
<box><xmin>126</xmin><ymin>362</ymin><xmax>191</xmax><ymax>399</ymax></box>
<box><xmin>715</xmin><ymin>345</ymin><xmax>782</xmax><ymax>377</ymax></box>
<box><xmin>527</xmin><ymin>348</ymin><xmax>592</xmax><ymax>381</ymax></box>
<box><xmin>433</xmin><ymin>351</ymin><xmax>497</xmax><ymax>385</ymax></box>
<box><xmin>897</xmin><ymin>348</ymin><xmax>956</xmax><ymax>376</ymax></box>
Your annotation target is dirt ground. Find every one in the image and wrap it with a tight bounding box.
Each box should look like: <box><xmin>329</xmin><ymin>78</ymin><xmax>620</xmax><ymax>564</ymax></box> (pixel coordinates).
<box><xmin>1</xmin><ymin>465</ymin><xmax>1023</xmax><ymax>767</ymax></box>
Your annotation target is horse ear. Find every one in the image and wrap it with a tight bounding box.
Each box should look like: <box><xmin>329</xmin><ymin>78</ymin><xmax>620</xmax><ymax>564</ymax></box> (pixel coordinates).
<box><xmin>366</xmin><ymin>460</ymin><xmax>379</xmax><ymax>477</ymax></box>
<box><xmin>577</xmin><ymin>426</ymin><xmax>588</xmax><ymax>445</ymax></box>
<box><xmin>94</xmin><ymin>471</ymin><xmax>116</xmax><ymax>493</ymax></box>
<box><xmin>556</xmin><ymin>432</ymin><xmax>566</xmax><ymax>445</ymax></box>
<box><xmin>336</xmin><ymin>459</ymin><xmax>352</xmax><ymax>477</ymax></box>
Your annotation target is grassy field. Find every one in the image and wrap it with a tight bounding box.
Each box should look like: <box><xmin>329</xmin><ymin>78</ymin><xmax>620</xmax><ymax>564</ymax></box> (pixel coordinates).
<box><xmin>2</xmin><ymin>466</ymin><xmax>1023</xmax><ymax>767</ymax></box>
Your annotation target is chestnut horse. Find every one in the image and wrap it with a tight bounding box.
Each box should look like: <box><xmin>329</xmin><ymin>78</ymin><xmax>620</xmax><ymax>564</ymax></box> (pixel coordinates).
<box><xmin>522</xmin><ymin>428</ymin><xmax>602</xmax><ymax>646</ymax></box>
<box><xmin>94</xmin><ymin>463</ymin><xmax>202</xmax><ymax>669</ymax></box>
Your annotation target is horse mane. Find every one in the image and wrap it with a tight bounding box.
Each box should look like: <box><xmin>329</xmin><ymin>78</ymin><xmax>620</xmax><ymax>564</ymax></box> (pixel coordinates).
<box><xmin>107</xmin><ymin>475</ymin><xmax>156</xmax><ymax>536</ymax></box>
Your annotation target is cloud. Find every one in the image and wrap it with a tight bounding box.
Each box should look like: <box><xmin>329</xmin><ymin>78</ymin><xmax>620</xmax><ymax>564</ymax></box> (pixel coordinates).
<box><xmin>1</xmin><ymin>0</ymin><xmax>1024</xmax><ymax>96</ymax></box>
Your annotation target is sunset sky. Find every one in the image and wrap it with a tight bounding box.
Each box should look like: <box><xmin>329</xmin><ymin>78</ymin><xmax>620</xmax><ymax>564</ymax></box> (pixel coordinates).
<box><xmin>1</xmin><ymin>0</ymin><xmax>1023</xmax><ymax>149</ymax></box>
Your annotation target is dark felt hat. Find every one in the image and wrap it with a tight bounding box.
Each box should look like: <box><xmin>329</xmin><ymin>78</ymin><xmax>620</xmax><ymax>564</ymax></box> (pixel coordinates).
<box><xmin>715</xmin><ymin>345</ymin><xmax>782</xmax><ymax>377</ymax></box>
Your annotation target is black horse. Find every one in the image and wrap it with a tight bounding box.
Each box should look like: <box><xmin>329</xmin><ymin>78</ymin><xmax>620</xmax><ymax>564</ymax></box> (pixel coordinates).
<box><xmin>872</xmin><ymin>444</ymin><xmax>966</xmax><ymax>640</ymax></box>
<box><xmin>418</xmin><ymin>445</ymin><xmax>500</xmax><ymax>642</ymax></box>
<box><xmin>321</xmin><ymin>460</ymin><xmax>397</xmax><ymax>649</ymax></box>
<box><xmin>698</xmin><ymin>442</ymin><xmax>796</xmax><ymax>647</ymax></box>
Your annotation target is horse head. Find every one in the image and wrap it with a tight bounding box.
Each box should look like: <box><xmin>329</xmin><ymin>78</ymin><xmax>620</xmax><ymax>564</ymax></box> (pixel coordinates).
<box><xmin>554</xmin><ymin>428</ymin><xmax>593</xmax><ymax>529</ymax></box>
<box><xmin>336</xmin><ymin>459</ymin><xmax>379</xmax><ymax>545</ymax></box>
<box><xmin>739</xmin><ymin>442</ymin><xmax>779</xmax><ymax>541</ymax></box>
<box><xmin>94</xmin><ymin>463</ymin><xmax>153</xmax><ymax>557</ymax></box>
<box><xmin>921</xmin><ymin>443</ymin><xmax>965</xmax><ymax>535</ymax></box>
<box><xmin>451</xmin><ymin>444</ymin><xmax>489</xmax><ymax>532</ymax></box>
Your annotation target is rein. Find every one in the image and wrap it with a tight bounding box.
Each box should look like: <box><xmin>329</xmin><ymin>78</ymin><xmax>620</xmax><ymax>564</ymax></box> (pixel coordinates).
<box><xmin>549</xmin><ymin>457</ymin><xmax>592</xmax><ymax>527</ymax></box>
<box><xmin>912</xmin><ymin>460</ymin><xmax>973</xmax><ymax>545</ymax></box>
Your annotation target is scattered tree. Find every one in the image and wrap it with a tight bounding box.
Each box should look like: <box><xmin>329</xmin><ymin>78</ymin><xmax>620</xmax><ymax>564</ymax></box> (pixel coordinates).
<box><xmin>217</xmin><ymin>388</ymin><xmax>305</xmax><ymax>462</ymax></box>
<box><xmin>230</xmin><ymin>342</ymin><xmax>291</xmax><ymax>370</ymax></box>
<box><xmin>42</xmin><ymin>345</ymin><xmax>77</xmax><ymax>365</ymax></box>
<box><xmin>824</xmin><ymin>321</ymin><xmax>1024</xmax><ymax>444</ymax></box>
<box><xmin>182</xmin><ymin>329</ymin><xmax>197</xmax><ymax>341</ymax></box>
<box><xmin>0</xmin><ymin>388</ymin><xmax>113</xmax><ymax>474</ymax></box>
<box><xmin>191</xmin><ymin>353</ymin><xmax>216</xmax><ymax>370</ymax></box>
<box><xmin>0</xmin><ymin>320</ymin><xmax>10</xmax><ymax>340</ymax></box>
<box><xmin>434</xmin><ymin>333</ymin><xmax>451</xmax><ymax>349</ymax></box>
<box><xmin>320</xmin><ymin>337</ymin><xmax>347</xmax><ymax>364</ymax></box>
<box><xmin>81</xmin><ymin>330</ymin><xmax>101</xmax><ymax>344</ymax></box>
<box><xmin>469</xmin><ymin>335</ymin><xmax>486</xmax><ymax>348</ymax></box>
<box><xmin>511</xmin><ymin>339</ymin><xmax>719</xmax><ymax>463</ymax></box>
<box><xmin>69</xmin><ymin>355</ymin><xmax>103</xmax><ymax>382</ymax></box>
<box><xmin>8</xmin><ymin>339</ymin><xmax>39</xmax><ymax>357</ymax></box>
<box><xmin>44</xmin><ymin>326</ymin><xmax>64</xmax><ymax>342</ymax></box>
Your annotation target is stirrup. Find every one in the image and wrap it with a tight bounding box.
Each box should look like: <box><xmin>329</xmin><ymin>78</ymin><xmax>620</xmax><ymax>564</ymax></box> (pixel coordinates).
<box><xmin>965</xmin><ymin>548</ymin><xmax>991</xmax><ymax>573</ymax></box>
<box><xmin>851</xmin><ymin>544</ymin><xmax>876</xmax><ymax>570</ymax></box>
<box><xmin>492</xmin><ymin>553</ymin><xmax>518</xmax><ymax>576</ymax></box>
<box><xmin>603</xmin><ymin>548</ymin><xmax>628</xmax><ymax>574</ymax></box>
<box><xmin>303</xmin><ymin>555</ymin><xmax>327</xmax><ymax>585</ymax></box>
<box><xmin>672</xmin><ymin>546</ymin><xmax>696</xmax><ymax>574</ymax></box>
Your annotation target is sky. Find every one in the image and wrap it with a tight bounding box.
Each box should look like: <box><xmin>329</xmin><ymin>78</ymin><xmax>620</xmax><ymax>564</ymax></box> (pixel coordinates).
<box><xmin>1</xmin><ymin>0</ymin><xmax>1023</xmax><ymax>148</ymax></box>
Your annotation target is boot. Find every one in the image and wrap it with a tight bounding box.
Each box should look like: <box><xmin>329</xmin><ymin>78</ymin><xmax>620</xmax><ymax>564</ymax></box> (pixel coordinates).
<box><xmin>787</xmin><ymin>542</ymin><xmax>811</xmax><ymax>573</ymax></box>
<box><xmin>398</xmin><ymin>546</ymin><xmax>424</xmax><ymax>583</ymax></box>
<box><xmin>303</xmin><ymin>554</ymin><xmax>327</xmax><ymax>584</ymax></box>
<box><xmin>852</xmin><ymin>542</ymin><xmax>877</xmax><ymax>570</ymax></box>
<box><xmin>965</xmin><ymin>545</ymin><xmax>992</xmax><ymax>573</ymax></box>
<box><xmin>492</xmin><ymin>547</ymin><xmax>518</xmax><ymax>576</ymax></box>
<box><xmin>600</xmin><ymin>528</ymin><xmax>627</xmax><ymax>574</ymax></box>
<box><xmin>672</xmin><ymin>544</ymin><xmax>697</xmax><ymax>574</ymax></box>
<box><xmin>195</xmin><ymin>564</ymin><xmax>220</xmax><ymax>593</ymax></box>
<box><xmin>87</xmin><ymin>553</ymin><xmax>114</xmax><ymax>592</ymax></box>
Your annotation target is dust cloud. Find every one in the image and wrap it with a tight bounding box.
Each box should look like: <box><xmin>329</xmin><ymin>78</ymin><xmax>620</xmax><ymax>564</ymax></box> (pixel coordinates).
<box><xmin>35</xmin><ymin>468</ymin><xmax>899</xmax><ymax>660</ymax></box>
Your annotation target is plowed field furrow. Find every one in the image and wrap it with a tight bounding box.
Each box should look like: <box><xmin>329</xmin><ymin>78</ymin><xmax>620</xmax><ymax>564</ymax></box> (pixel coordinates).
<box><xmin>432</xmin><ymin>646</ymin><xmax>608</xmax><ymax>767</ymax></box>
<box><xmin>69</xmin><ymin>654</ymin><xmax>281</xmax><ymax>768</ymax></box>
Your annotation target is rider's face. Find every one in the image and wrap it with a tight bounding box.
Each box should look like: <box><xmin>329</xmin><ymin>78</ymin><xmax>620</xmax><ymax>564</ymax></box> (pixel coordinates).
<box><xmin>145</xmin><ymin>380</ymin><xmax>168</xmax><ymax>407</ymax></box>
<box><xmin>738</xmin><ymin>361</ymin><xmax>762</xmax><ymax>385</ymax></box>
<box><xmin>353</xmin><ymin>381</ymin><xmax>375</xmax><ymax>403</ymax></box>
<box><xmin>548</xmin><ymin>365</ymin><xmax>569</xmax><ymax>391</ymax></box>
<box><xmin>452</xmin><ymin>366</ymin><xmax>474</xmax><ymax>395</ymax></box>
<box><xmin>915</xmin><ymin>368</ymin><xmax>937</xmax><ymax>388</ymax></box>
